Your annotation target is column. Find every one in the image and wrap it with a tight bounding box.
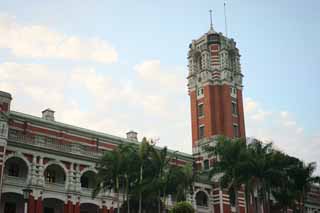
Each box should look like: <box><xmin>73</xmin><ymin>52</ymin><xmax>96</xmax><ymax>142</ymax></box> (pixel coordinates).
<box><xmin>109</xmin><ymin>207</ymin><xmax>114</xmax><ymax>213</ymax></box>
<box><xmin>74</xmin><ymin>201</ymin><xmax>80</xmax><ymax>213</ymax></box>
<box><xmin>67</xmin><ymin>200</ymin><xmax>74</xmax><ymax>213</ymax></box>
<box><xmin>28</xmin><ymin>195</ymin><xmax>35</xmax><ymax>213</ymax></box>
<box><xmin>35</xmin><ymin>197</ymin><xmax>43</xmax><ymax>213</ymax></box>
<box><xmin>38</xmin><ymin>156</ymin><xmax>44</xmax><ymax>186</ymax></box>
<box><xmin>101</xmin><ymin>200</ymin><xmax>108</xmax><ymax>213</ymax></box>
<box><xmin>100</xmin><ymin>206</ymin><xmax>108</xmax><ymax>213</ymax></box>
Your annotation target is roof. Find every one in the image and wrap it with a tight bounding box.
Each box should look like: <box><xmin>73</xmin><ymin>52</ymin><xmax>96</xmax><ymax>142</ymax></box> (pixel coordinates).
<box><xmin>9</xmin><ymin>110</ymin><xmax>193</xmax><ymax>161</ymax></box>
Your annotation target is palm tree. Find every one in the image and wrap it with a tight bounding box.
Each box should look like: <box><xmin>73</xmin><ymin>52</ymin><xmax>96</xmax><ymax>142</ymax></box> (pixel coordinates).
<box><xmin>93</xmin><ymin>145</ymin><xmax>124</xmax><ymax>213</ymax></box>
<box><xmin>288</xmin><ymin>161</ymin><xmax>320</xmax><ymax>213</ymax></box>
<box><xmin>118</xmin><ymin>143</ymin><xmax>140</xmax><ymax>213</ymax></box>
<box><xmin>149</xmin><ymin>146</ymin><xmax>171</xmax><ymax>213</ymax></box>
<box><xmin>206</xmin><ymin>136</ymin><xmax>248</xmax><ymax>213</ymax></box>
<box><xmin>246</xmin><ymin>139</ymin><xmax>279</xmax><ymax>213</ymax></box>
<box><xmin>138</xmin><ymin>137</ymin><xmax>151</xmax><ymax>213</ymax></box>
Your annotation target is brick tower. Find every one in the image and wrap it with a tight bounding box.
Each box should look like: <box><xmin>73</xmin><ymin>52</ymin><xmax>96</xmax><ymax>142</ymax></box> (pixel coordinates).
<box><xmin>188</xmin><ymin>25</ymin><xmax>247</xmax><ymax>213</ymax></box>
<box><xmin>187</xmin><ymin>27</ymin><xmax>245</xmax><ymax>148</ymax></box>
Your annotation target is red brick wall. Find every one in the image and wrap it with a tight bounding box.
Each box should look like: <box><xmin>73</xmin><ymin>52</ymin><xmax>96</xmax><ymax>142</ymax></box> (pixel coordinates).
<box><xmin>190</xmin><ymin>90</ymin><xmax>198</xmax><ymax>146</ymax></box>
<box><xmin>190</xmin><ymin>84</ymin><xmax>246</xmax><ymax>145</ymax></box>
<box><xmin>204</xmin><ymin>85</ymin><xmax>214</xmax><ymax>137</ymax></box>
<box><xmin>221</xmin><ymin>85</ymin><xmax>233</xmax><ymax>138</ymax></box>
<box><xmin>237</xmin><ymin>89</ymin><xmax>246</xmax><ymax>138</ymax></box>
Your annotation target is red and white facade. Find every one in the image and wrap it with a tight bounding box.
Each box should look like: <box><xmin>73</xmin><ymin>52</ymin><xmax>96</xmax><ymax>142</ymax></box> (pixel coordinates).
<box><xmin>187</xmin><ymin>28</ymin><xmax>247</xmax><ymax>213</ymax></box>
<box><xmin>0</xmin><ymin>26</ymin><xmax>319</xmax><ymax>213</ymax></box>
<box><xmin>0</xmin><ymin>90</ymin><xmax>192</xmax><ymax>213</ymax></box>
<box><xmin>187</xmin><ymin>28</ymin><xmax>320</xmax><ymax>213</ymax></box>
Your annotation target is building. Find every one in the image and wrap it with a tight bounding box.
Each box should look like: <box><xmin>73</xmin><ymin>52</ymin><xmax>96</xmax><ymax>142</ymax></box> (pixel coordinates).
<box><xmin>0</xmin><ymin>22</ymin><xmax>319</xmax><ymax>213</ymax></box>
<box><xmin>187</xmin><ymin>25</ymin><xmax>247</xmax><ymax>213</ymax></box>
<box><xmin>0</xmin><ymin>91</ymin><xmax>192</xmax><ymax>213</ymax></box>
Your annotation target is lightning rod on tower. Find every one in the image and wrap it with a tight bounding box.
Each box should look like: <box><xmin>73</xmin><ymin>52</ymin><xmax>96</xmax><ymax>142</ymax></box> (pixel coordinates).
<box><xmin>209</xmin><ymin>9</ymin><xmax>213</xmax><ymax>30</ymax></box>
<box><xmin>224</xmin><ymin>1</ymin><xmax>228</xmax><ymax>37</ymax></box>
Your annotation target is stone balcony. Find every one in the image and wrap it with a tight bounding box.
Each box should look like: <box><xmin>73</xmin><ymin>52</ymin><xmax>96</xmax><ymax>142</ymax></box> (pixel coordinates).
<box><xmin>3</xmin><ymin>175</ymin><xmax>27</xmax><ymax>187</ymax></box>
<box><xmin>8</xmin><ymin>131</ymin><xmax>104</xmax><ymax>158</ymax></box>
<box><xmin>196</xmin><ymin>205</ymin><xmax>211</xmax><ymax>213</ymax></box>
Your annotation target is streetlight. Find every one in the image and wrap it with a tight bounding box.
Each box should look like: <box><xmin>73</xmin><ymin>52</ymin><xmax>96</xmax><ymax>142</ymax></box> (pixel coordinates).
<box><xmin>22</xmin><ymin>188</ymin><xmax>32</xmax><ymax>213</ymax></box>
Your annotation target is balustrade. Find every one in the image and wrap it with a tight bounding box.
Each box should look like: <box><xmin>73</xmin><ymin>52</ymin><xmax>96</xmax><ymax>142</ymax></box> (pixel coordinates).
<box><xmin>8</xmin><ymin>130</ymin><xmax>104</xmax><ymax>158</ymax></box>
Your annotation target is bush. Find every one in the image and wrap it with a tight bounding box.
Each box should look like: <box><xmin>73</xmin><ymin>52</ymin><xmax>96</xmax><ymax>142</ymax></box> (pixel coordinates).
<box><xmin>170</xmin><ymin>201</ymin><xmax>195</xmax><ymax>213</ymax></box>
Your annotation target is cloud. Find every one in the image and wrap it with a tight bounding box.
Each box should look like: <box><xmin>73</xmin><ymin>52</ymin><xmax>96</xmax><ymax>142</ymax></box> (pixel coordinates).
<box><xmin>0</xmin><ymin>60</ymin><xmax>191</xmax><ymax>154</ymax></box>
<box><xmin>244</xmin><ymin>98</ymin><xmax>271</xmax><ymax>121</ymax></box>
<box><xmin>134</xmin><ymin>60</ymin><xmax>186</xmax><ymax>93</ymax></box>
<box><xmin>1</xmin><ymin>60</ymin><xmax>318</xmax><ymax>174</ymax></box>
<box><xmin>0</xmin><ymin>15</ymin><xmax>117</xmax><ymax>63</ymax></box>
<box><xmin>244</xmin><ymin>98</ymin><xmax>320</xmax><ymax>175</ymax></box>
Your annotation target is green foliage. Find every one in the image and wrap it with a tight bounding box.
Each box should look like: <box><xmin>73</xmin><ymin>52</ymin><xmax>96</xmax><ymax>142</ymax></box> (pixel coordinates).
<box><xmin>94</xmin><ymin>138</ymin><xmax>195</xmax><ymax>212</ymax></box>
<box><xmin>205</xmin><ymin>137</ymin><xmax>320</xmax><ymax>213</ymax></box>
<box><xmin>170</xmin><ymin>201</ymin><xmax>194</xmax><ymax>213</ymax></box>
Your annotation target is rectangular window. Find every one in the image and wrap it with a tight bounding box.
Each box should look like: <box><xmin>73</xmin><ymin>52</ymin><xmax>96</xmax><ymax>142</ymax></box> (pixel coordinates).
<box><xmin>197</xmin><ymin>87</ymin><xmax>204</xmax><ymax>97</ymax></box>
<box><xmin>233</xmin><ymin>124</ymin><xmax>239</xmax><ymax>138</ymax></box>
<box><xmin>199</xmin><ymin>125</ymin><xmax>205</xmax><ymax>139</ymax></box>
<box><xmin>232</xmin><ymin>102</ymin><xmax>238</xmax><ymax>115</ymax></box>
<box><xmin>198</xmin><ymin>104</ymin><xmax>204</xmax><ymax>117</ymax></box>
<box><xmin>203</xmin><ymin>160</ymin><xmax>209</xmax><ymax>170</ymax></box>
<box><xmin>45</xmin><ymin>171</ymin><xmax>56</xmax><ymax>183</ymax></box>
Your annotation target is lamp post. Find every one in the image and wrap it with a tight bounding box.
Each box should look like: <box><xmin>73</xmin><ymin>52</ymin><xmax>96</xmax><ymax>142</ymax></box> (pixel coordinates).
<box><xmin>22</xmin><ymin>188</ymin><xmax>32</xmax><ymax>213</ymax></box>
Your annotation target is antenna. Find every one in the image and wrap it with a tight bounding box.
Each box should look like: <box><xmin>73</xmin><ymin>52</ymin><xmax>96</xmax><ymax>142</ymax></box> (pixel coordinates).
<box><xmin>209</xmin><ymin>9</ymin><xmax>213</xmax><ymax>30</ymax></box>
<box><xmin>224</xmin><ymin>1</ymin><xmax>228</xmax><ymax>37</ymax></box>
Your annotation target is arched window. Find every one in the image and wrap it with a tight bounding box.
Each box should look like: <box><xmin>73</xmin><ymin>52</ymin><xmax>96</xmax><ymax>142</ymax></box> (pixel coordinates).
<box><xmin>44</xmin><ymin>164</ymin><xmax>66</xmax><ymax>184</ymax></box>
<box><xmin>195</xmin><ymin>191</ymin><xmax>208</xmax><ymax>207</ymax></box>
<box><xmin>81</xmin><ymin>171</ymin><xmax>97</xmax><ymax>189</ymax></box>
<box><xmin>4</xmin><ymin>157</ymin><xmax>28</xmax><ymax>178</ymax></box>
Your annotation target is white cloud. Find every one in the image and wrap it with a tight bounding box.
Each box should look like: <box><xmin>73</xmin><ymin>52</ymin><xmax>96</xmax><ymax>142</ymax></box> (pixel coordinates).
<box><xmin>244</xmin><ymin>98</ymin><xmax>258</xmax><ymax>113</ymax></box>
<box><xmin>1</xmin><ymin>60</ymin><xmax>318</xmax><ymax>174</ymax></box>
<box><xmin>0</xmin><ymin>15</ymin><xmax>117</xmax><ymax>63</ymax></box>
<box><xmin>0</xmin><ymin>61</ymin><xmax>191</xmax><ymax>154</ymax></box>
<box><xmin>134</xmin><ymin>60</ymin><xmax>186</xmax><ymax>93</ymax></box>
<box><xmin>244</xmin><ymin>98</ymin><xmax>320</xmax><ymax>175</ymax></box>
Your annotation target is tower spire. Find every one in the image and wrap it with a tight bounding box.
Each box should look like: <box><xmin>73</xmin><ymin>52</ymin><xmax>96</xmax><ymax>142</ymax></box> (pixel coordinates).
<box><xmin>209</xmin><ymin>9</ymin><xmax>213</xmax><ymax>30</ymax></box>
<box><xmin>224</xmin><ymin>1</ymin><xmax>228</xmax><ymax>37</ymax></box>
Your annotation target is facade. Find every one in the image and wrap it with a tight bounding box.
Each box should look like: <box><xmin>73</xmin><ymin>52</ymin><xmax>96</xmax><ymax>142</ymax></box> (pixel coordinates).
<box><xmin>0</xmin><ymin>24</ymin><xmax>319</xmax><ymax>213</ymax></box>
<box><xmin>0</xmin><ymin>91</ymin><xmax>192</xmax><ymax>213</ymax></box>
<box><xmin>305</xmin><ymin>185</ymin><xmax>320</xmax><ymax>213</ymax></box>
<box><xmin>187</xmin><ymin>26</ymin><xmax>247</xmax><ymax>213</ymax></box>
<box><xmin>187</xmin><ymin>26</ymin><xmax>320</xmax><ymax>213</ymax></box>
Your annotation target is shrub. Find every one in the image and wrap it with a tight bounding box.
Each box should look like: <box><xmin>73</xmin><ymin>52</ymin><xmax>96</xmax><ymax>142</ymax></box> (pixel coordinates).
<box><xmin>170</xmin><ymin>201</ymin><xmax>195</xmax><ymax>213</ymax></box>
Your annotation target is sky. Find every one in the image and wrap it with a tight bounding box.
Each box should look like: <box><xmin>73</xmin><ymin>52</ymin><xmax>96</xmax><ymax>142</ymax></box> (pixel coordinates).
<box><xmin>0</xmin><ymin>0</ymin><xmax>319</xmax><ymax>173</ymax></box>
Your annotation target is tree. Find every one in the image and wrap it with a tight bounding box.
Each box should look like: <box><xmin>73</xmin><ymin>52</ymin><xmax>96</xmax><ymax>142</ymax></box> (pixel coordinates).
<box><xmin>149</xmin><ymin>146</ymin><xmax>171</xmax><ymax>213</ymax></box>
<box><xmin>170</xmin><ymin>201</ymin><xmax>194</xmax><ymax>213</ymax></box>
<box><xmin>118</xmin><ymin>143</ymin><xmax>140</xmax><ymax>213</ymax></box>
<box><xmin>137</xmin><ymin>137</ymin><xmax>151</xmax><ymax>213</ymax></box>
<box><xmin>93</xmin><ymin>144</ymin><xmax>124</xmax><ymax>213</ymax></box>
<box><xmin>206</xmin><ymin>136</ymin><xmax>248</xmax><ymax>213</ymax></box>
<box><xmin>246</xmin><ymin>140</ymin><xmax>279</xmax><ymax>213</ymax></box>
<box><xmin>287</xmin><ymin>161</ymin><xmax>320</xmax><ymax>213</ymax></box>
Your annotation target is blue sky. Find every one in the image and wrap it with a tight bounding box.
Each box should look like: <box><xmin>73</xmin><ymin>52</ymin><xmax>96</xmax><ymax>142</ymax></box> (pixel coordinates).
<box><xmin>0</xmin><ymin>0</ymin><xmax>319</xmax><ymax>173</ymax></box>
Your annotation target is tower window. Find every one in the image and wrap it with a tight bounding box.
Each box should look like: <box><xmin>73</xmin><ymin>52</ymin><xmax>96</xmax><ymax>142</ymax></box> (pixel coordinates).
<box><xmin>233</xmin><ymin>124</ymin><xmax>239</xmax><ymax>138</ymax></box>
<box><xmin>199</xmin><ymin>125</ymin><xmax>205</xmax><ymax>139</ymax></box>
<box><xmin>198</xmin><ymin>104</ymin><xmax>204</xmax><ymax>117</ymax></box>
<box><xmin>232</xmin><ymin>102</ymin><xmax>238</xmax><ymax>115</ymax></box>
<box><xmin>197</xmin><ymin>87</ymin><xmax>204</xmax><ymax>97</ymax></box>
